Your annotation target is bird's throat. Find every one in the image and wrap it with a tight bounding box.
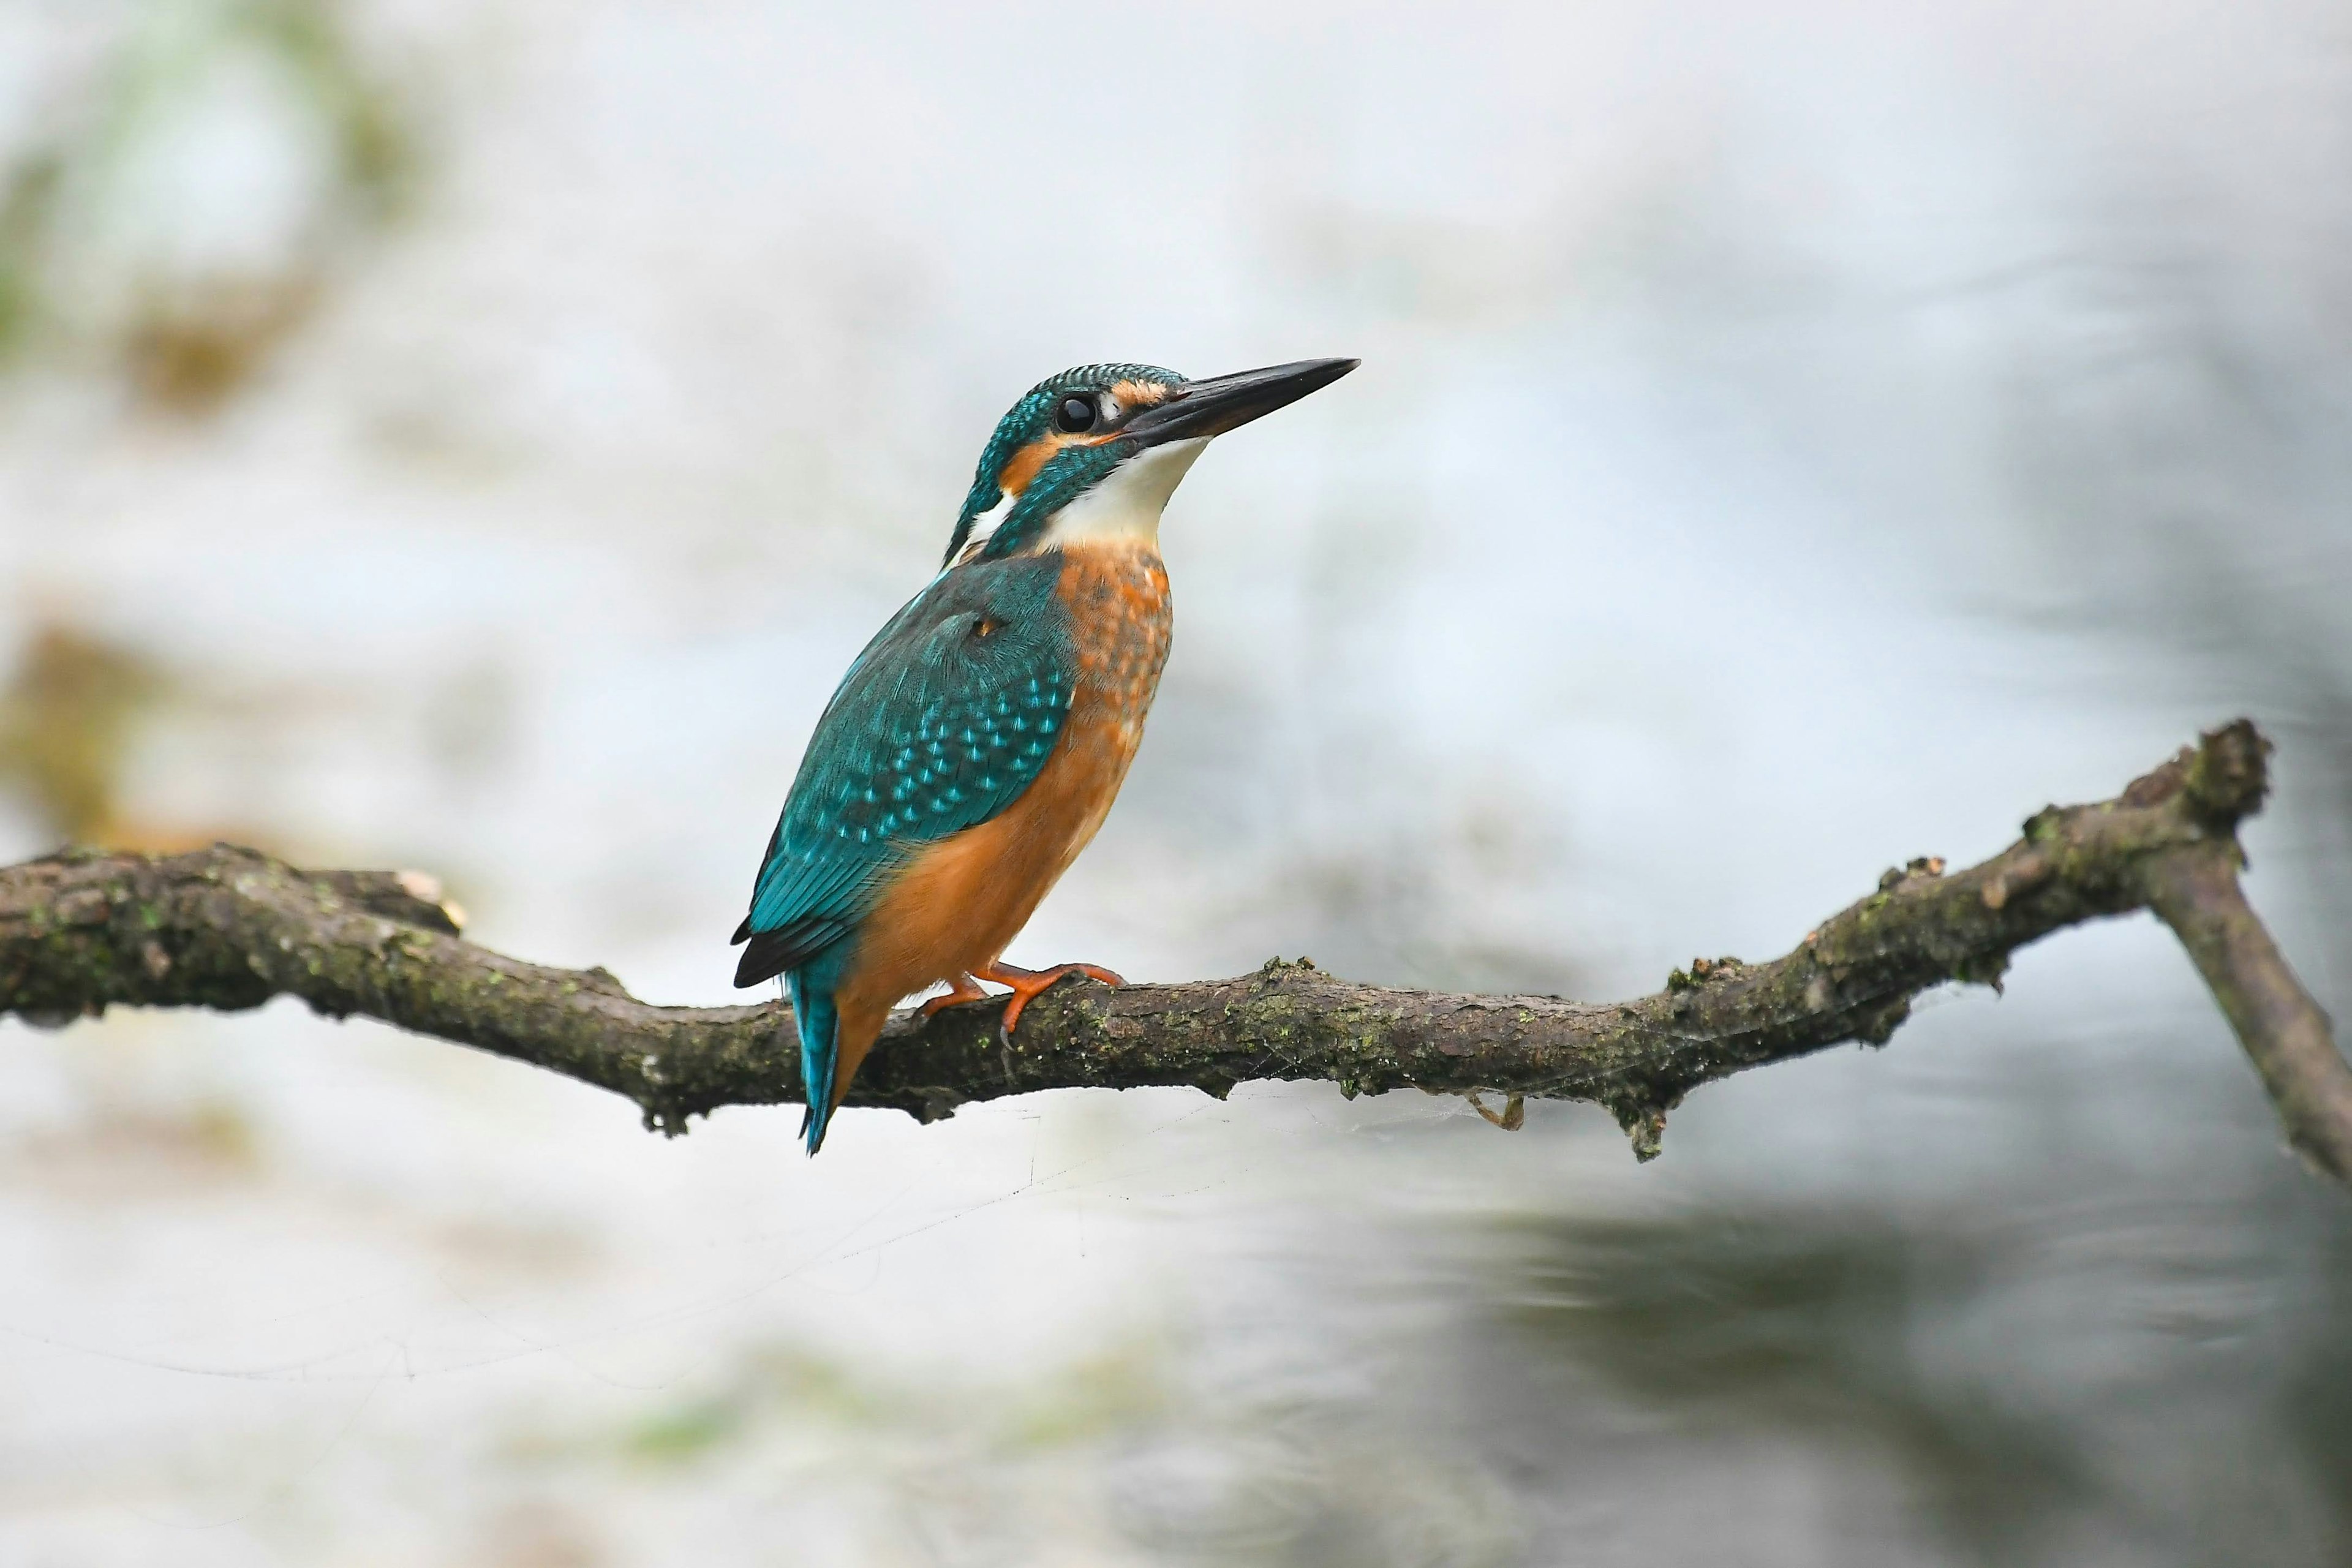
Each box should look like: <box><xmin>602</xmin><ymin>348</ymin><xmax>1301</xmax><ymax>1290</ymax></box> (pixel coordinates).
<box><xmin>1036</xmin><ymin>437</ymin><xmax>1207</xmax><ymax>551</ymax></box>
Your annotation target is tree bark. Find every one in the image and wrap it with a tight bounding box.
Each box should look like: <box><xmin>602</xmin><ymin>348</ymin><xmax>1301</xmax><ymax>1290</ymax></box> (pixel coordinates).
<box><xmin>2</xmin><ymin>720</ymin><xmax>2345</xmax><ymax>1184</ymax></box>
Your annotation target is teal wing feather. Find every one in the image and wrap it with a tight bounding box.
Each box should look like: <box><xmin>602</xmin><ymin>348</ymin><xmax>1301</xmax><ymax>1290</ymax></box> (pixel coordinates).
<box><xmin>734</xmin><ymin>554</ymin><xmax>1072</xmax><ymax>987</ymax></box>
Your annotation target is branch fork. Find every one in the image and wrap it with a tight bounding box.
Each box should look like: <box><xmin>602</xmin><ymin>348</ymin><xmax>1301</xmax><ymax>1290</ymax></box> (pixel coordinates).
<box><xmin>1</xmin><ymin>720</ymin><xmax>2344</xmax><ymax>1185</ymax></box>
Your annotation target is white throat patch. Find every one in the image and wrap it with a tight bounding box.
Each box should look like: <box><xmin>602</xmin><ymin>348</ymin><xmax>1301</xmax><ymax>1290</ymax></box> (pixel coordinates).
<box><xmin>949</xmin><ymin>437</ymin><xmax>1210</xmax><ymax>570</ymax></box>
<box><xmin>1037</xmin><ymin>437</ymin><xmax>1208</xmax><ymax>550</ymax></box>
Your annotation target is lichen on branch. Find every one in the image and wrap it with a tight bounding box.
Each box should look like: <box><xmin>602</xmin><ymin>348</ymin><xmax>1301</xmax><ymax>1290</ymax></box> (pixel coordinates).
<box><xmin>1</xmin><ymin>720</ymin><xmax>2345</xmax><ymax>1186</ymax></box>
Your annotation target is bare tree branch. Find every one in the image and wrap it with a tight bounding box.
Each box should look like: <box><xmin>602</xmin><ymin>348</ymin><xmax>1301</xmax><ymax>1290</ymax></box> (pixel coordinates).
<box><xmin>2</xmin><ymin>720</ymin><xmax>2344</xmax><ymax>1182</ymax></box>
<box><xmin>2142</xmin><ymin>837</ymin><xmax>2352</xmax><ymax>1181</ymax></box>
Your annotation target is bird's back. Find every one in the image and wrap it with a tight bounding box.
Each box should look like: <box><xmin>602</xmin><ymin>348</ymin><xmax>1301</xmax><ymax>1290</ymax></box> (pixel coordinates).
<box><xmin>734</xmin><ymin>552</ymin><xmax>1076</xmax><ymax>987</ymax></box>
<box><xmin>735</xmin><ymin>540</ymin><xmax>1173</xmax><ymax>987</ymax></box>
<box><xmin>831</xmin><ymin>541</ymin><xmax>1170</xmax><ymax>1009</ymax></box>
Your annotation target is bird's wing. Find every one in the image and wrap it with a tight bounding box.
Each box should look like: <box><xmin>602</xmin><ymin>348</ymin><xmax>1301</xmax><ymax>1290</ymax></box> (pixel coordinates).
<box><xmin>734</xmin><ymin>556</ymin><xmax>1073</xmax><ymax>986</ymax></box>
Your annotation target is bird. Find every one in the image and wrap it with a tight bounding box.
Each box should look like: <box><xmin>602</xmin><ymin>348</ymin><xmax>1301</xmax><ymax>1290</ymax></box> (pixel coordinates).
<box><xmin>733</xmin><ymin>356</ymin><xmax>1358</xmax><ymax>1155</ymax></box>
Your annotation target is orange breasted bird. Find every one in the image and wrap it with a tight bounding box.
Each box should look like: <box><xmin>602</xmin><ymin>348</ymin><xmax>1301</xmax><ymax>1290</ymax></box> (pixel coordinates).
<box><xmin>732</xmin><ymin>357</ymin><xmax>1357</xmax><ymax>1154</ymax></box>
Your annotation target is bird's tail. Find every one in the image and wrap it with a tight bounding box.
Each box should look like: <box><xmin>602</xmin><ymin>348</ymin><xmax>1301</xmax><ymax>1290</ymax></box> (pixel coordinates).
<box><xmin>785</xmin><ymin>969</ymin><xmax>840</xmax><ymax>1156</ymax></box>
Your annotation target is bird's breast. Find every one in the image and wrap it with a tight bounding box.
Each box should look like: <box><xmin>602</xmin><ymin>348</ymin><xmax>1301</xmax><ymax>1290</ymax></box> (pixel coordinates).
<box><xmin>1056</xmin><ymin>542</ymin><xmax>1173</xmax><ymax>764</ymax></box>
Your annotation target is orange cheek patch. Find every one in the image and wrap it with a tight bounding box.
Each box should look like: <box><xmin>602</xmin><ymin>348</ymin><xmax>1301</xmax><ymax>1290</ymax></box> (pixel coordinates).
<box><xmin>994</xmin><ymin>437</ymin><xmax>1068</xmax><ymax>497</ymax></box>
<box><xmin>996</xmin><ymin>429</ymin><xmax>1115</xmax><ymax>498</ymax></box>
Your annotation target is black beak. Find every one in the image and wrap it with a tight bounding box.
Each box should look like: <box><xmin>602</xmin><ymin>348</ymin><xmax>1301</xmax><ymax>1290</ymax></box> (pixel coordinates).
<box><xmin>1124</xmin><ymin>357</ymin><xmax>1359</xmax><ymax>448</ymax></box>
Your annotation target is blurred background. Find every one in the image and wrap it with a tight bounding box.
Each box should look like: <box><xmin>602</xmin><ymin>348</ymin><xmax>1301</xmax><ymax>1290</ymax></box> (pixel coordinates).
<box><xmin>2</xmin><ymin>1</ymin><xmax>2350</xmax><ymax>1562</ymax></box>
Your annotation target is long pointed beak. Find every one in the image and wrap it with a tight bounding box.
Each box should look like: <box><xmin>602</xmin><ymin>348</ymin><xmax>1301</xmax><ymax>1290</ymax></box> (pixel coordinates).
<box><xmin>1125</xmin><ymin>356</ymin><xmax>1358</xmax><ymax>447</ymax></box>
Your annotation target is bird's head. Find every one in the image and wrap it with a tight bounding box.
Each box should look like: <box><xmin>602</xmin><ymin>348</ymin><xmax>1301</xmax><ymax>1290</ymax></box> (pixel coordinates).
<box><xmin>941</xmin><ymin>357</ymin><xmax>1357</xmax><ymax>568</ymax></box>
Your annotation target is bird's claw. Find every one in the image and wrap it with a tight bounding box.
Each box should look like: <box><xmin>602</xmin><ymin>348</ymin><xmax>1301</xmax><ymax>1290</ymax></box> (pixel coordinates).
<box><xmin>918</xmin><ymin>973</ymin><xmax>992</xmax><ymax>1017</ymax></box>
<box><xmin>973</xmin><ymin>960</ymin><xmax>1126</xmax><ymax>1046</ymax></box>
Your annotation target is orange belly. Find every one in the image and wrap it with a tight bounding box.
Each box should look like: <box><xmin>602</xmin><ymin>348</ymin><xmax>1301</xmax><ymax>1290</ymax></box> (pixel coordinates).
<box><xmin>824</xmin><ymin>543</ymin><xmax>1173</xmax><ymax>1095</ymax></box>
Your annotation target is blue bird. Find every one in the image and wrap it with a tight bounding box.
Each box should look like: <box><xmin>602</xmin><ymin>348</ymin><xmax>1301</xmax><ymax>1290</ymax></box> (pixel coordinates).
<box><xmin>733</xmin><ymin>356</ymin><xmax>1357</xmax><ymax>1153</ymax></box>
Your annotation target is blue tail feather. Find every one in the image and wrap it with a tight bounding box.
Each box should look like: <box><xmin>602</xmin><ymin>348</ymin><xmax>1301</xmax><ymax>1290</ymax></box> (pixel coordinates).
<box><xmin>785</xmin><ymin>967</ymin><xmax>841</xmax><ymax>1156</ymax></box>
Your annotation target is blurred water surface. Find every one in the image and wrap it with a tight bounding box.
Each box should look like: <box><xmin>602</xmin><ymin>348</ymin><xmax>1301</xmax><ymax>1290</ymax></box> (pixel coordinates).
<box><xmin>2</xmin><ymin>2</ymin><xmax>2349</xmax><ymax>1563</ymax></box>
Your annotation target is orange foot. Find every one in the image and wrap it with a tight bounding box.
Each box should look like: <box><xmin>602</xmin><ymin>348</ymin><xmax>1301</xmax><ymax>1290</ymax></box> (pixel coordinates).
<box><xmin>974</xmin><ymin>959</ymin><xmax>1126</xmax><ymax>1044</ymax></box>
<box><xmin>918</xmin><ymin>973</ymin><xmax>992</xmax><ymax>1017</ymax></box>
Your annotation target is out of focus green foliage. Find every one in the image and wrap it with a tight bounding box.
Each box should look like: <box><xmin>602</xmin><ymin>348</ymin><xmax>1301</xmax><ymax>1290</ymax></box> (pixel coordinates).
<box><xmin>0</xmin><ymin>622</ymin><xmax>164</xmax><ymax>846</ymax></box>
<box><xmin>0</xmin><ymin>0</ymin><xmax>416</xmax><ymax>411</ymax></box>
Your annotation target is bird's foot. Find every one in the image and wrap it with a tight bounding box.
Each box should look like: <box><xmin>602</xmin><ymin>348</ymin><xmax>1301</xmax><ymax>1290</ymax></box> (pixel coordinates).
<box><xmin>918</xmin><ymin>973</ymin><xmax>993</xmax><ymax>1017</ymax></box>
<box><xmin>973</xmin><ymin>959</ymin><xmax>1126</xmax><ymax>1044</ymax></box>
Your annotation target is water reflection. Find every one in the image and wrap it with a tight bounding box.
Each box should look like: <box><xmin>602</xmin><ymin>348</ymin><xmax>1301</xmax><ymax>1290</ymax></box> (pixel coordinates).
<box><xmin>1485</xmin><ymin>1180</ymin><xmax>2352</xmax><ymax>1565</ymax></box>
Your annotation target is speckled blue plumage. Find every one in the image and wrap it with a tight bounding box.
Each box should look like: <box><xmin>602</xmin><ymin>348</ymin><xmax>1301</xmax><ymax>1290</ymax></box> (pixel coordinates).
<box><xmin>740</xmin><ymin>553</ymin><xmax>1073</xmax><ymax>977</ymax></box>
<box><xmin>735</xmin><ymin>552</ymin><xmax>1076</xmax><ymax>1151</ymax></box>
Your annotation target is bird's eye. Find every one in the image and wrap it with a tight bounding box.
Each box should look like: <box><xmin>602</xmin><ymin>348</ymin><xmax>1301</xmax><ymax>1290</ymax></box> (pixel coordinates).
<box><xmin>1054</xmin><ymin>395</ymin><xmax>1097</xmax><ymax>433</ymax></box>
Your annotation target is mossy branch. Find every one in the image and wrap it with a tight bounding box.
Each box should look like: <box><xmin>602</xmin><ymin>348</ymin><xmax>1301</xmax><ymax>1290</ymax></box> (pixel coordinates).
<box><xmin>2</xmin><ymin>720</ymin><xmax>2345</xmax><ymax>1183</ymax></box>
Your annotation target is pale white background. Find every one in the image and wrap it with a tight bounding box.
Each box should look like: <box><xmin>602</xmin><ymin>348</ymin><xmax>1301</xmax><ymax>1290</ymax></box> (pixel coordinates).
<box><xmin>2</xmin><ymin>2</ymin><xmax>2349</xmax><ymax>1562</ymax></box>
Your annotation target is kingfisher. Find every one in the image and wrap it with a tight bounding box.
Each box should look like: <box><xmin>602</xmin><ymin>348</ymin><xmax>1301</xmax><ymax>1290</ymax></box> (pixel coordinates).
<box><xmin>732</xmin><ymin>356</ymin><xmax>1357</xmax><ymax>1154</ymax></box>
